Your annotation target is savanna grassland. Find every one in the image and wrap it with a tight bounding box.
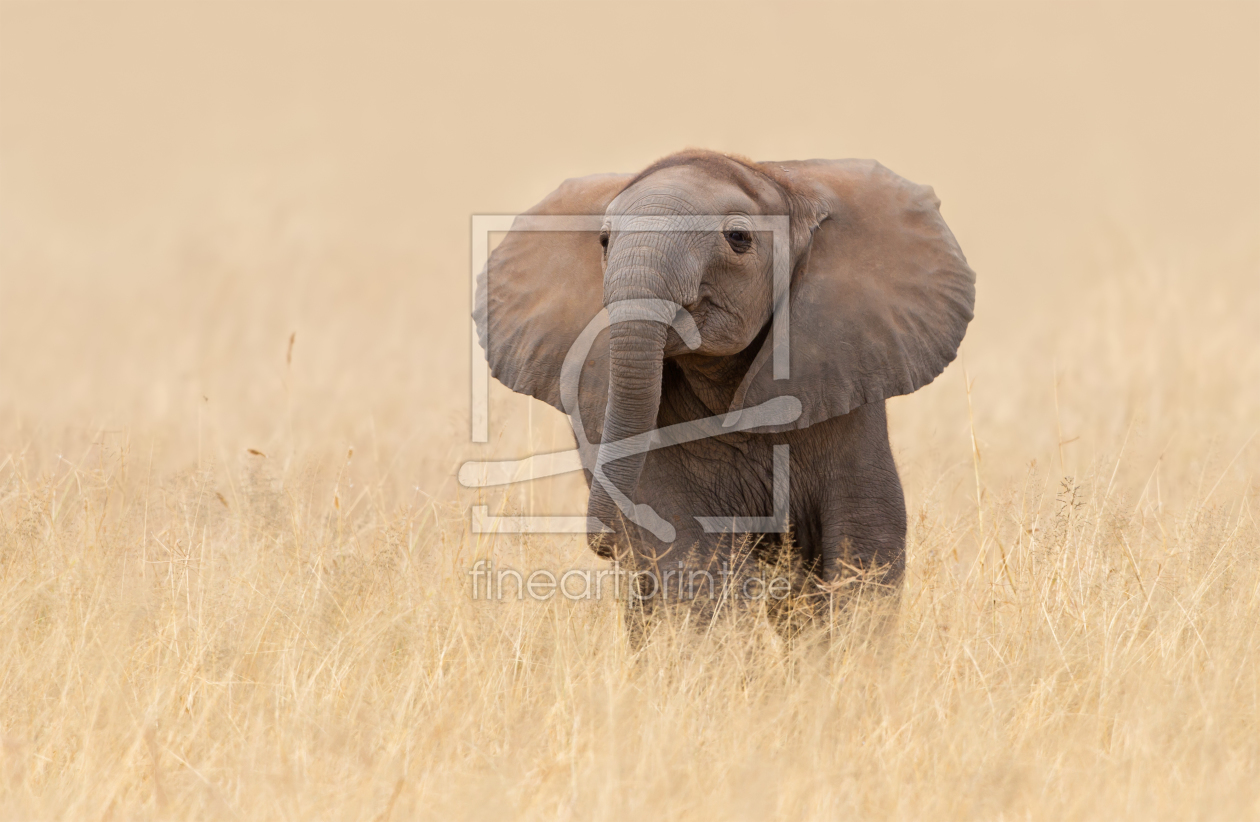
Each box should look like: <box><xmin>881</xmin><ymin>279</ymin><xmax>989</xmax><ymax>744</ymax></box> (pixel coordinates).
<box><xmin>1</xmin><ymin>3</ymin><xmax>1258</xmax><ymax>820</ymax></box>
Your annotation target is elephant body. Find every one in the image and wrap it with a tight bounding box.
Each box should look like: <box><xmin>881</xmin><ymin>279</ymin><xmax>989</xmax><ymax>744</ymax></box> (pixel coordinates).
<box><xmin>475</xmin><ymin>150</ymin><xmax>973</xmax><ymax>616</ymax></box>
<box><xmin>620</xmin><ymin>361</ymin><xmax>906</xmax><ymax>589</ymax></box>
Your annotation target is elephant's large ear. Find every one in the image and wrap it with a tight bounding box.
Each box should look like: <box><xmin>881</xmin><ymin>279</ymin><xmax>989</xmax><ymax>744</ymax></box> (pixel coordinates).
<box><xmin>474</xmin><ymin>173</ymin><xmax>632</xmax><ymax>442</ymax></box>
<box><xmin>736</xmin><ymin>159</ymin><xmax>975</xmax><ymax>429</ymax></box>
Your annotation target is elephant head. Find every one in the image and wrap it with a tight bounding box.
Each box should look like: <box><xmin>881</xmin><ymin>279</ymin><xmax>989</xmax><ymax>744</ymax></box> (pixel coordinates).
<box><xmin>475</xmin><ymin>151</ymin><xmax>974</xmax><ymax>556</ymax></box>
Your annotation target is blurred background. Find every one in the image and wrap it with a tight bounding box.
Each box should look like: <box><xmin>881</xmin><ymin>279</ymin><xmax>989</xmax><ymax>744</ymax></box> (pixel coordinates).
<box><xmin>2</xmin><ymin>6</ymin><xmax>1258</xmax><ymax>817</ymax></box>
<box><xmin>2</xmin><ymin>0</ymin><xmax>1257</xmax><ymax>504</ymax></box>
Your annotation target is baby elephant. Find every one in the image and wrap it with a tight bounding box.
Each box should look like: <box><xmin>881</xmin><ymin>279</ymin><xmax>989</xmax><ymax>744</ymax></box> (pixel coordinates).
<box><xmin>475</xmin><ymin>150</ymin><xmax>974</xmax><ymax>615</ymax></box>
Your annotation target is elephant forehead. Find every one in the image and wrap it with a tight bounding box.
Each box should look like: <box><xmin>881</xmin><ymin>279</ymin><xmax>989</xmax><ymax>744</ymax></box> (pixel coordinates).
<box><xmin>609</xmin><ymin>184</ymin><xmax>703</xmax><ymax>217</ymax></box>
<box><xmin>607</xmin><ymin>214</ymin><xmax>726</xmax><ymax>232</ymax></box>
<box><xmin>611</xmin><ymin>163</ymin><xmax>785</xmax><ymax>216</ymax></box>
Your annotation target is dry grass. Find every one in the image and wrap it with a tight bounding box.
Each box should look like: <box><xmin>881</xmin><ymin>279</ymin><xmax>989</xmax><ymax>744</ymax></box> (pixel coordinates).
<box><xmin>1</xmin><ymin>225</ymin><xmax>1257</xmax><ymax>821</ymax></box>
<box><xmin>2</xmin><ymin>3</ymin><xmax>1259</xmax><ymax>820</ymax></box>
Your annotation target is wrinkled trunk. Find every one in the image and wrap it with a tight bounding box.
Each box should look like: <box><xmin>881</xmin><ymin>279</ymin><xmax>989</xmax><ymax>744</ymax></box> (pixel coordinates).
<box><xmin>587</xmin><ymin>314</ymin><xmax>668</xmax><ymax>552</ymax></box>
<box><xmin>587</xmin><ymin>241</ymin><xmax>678</xmax><ymax>553</ymax></box>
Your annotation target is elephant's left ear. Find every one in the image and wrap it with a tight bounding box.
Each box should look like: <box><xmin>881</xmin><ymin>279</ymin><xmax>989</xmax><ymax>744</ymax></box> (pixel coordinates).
<box><xmin>736</xmin><ymin>159</ymin><xmax>975</xmax><ymax>428</ymax></box>
<box><xmin>474</xmin><ymin>173</ymin><xmax>633</xmax><ymax>441</ymax></box>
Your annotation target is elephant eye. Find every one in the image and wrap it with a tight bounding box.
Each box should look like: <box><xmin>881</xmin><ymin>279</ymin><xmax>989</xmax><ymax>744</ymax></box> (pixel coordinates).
<box><xmin>599</xmin><ymin>230</ymin><xmax>610</xmax><ymax>252</ymax></box>
<box><xmin>724</xmin><ymin>229</ymin><xmax>752</xmax><ymax>254</ymax></box>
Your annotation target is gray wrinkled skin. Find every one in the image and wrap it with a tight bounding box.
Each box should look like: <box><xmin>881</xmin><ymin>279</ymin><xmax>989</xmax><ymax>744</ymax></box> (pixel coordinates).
<box><xmin>476</xmin><ymin>150</ymin><xmax>975</xmax><ymax>624</ymax></box>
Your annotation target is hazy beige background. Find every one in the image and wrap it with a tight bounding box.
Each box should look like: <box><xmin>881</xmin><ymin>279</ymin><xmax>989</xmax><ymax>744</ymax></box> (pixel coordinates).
<box><xmin>2</xmin><ymin>6</ymin><xmax>1260</xmax><ymax>819</ymax></box>
<box><xmin>1</xmin><ymin>1</ymin><xmax>1258</xmax><ymax>492</ymax></box>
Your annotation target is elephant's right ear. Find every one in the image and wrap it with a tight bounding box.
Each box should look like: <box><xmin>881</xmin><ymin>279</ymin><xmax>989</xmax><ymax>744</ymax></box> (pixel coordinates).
<box><xmin>734</xmin><ymin>160</ymin><xmax>975</xmax><ymax>429</ymax></box>
<box><xmin>474</xmin><ymin>173</ymin><xmax>632</xmax><ymax>439</ymax></box>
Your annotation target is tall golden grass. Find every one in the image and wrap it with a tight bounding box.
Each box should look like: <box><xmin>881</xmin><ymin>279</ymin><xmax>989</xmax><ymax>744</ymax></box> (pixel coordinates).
<box><xmin>2</xmin><ymin>210</ymin><xmax>1256</xmax><ymax>821</ymax></box>
<box><xmin>2</xmin><ymin>3</ymin><xmax>1258</xmax><ymax>820</ymax></box>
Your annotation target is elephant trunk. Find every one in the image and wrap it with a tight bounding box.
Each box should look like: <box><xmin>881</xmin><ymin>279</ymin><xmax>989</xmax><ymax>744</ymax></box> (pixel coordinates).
<box><xmin>587</xmin><ymin>281</ymin><xmax>673</xmax><ymax>554</ymax></box>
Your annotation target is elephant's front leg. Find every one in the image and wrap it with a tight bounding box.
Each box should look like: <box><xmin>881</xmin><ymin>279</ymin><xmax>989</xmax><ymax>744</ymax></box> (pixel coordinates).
<box><xmin>614</xmin><ymin>508</ymin><xmax>732</xmax><ymax>641</ymax></box>
<box><xmin>788</xmin><ymin>401</ymin><xmax>905</xmax><ymax>604</ymax></box>
<box><xmin>810</xmin><ymin>480</ymin><xmax>906</xmax><ymax>643</ymax></box>
<box><xmin>624</xmin><ymin>444</ymin><xmax>774</xmax><ymax>609</ymax></box>
<box><xmin>817</xmin><ymin>453</ymin><xmax>907</xmax><ymax>604</ymax></box>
